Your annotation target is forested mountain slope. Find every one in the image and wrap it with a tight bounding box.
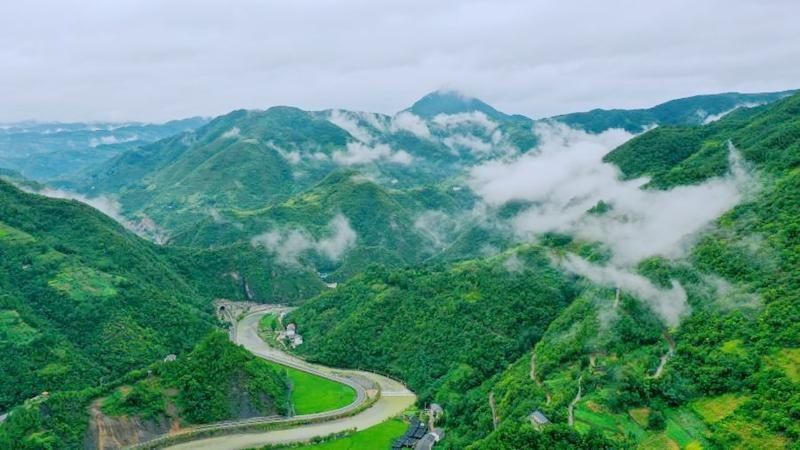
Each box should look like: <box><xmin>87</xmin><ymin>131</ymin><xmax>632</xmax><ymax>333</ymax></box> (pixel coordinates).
<box><xmin>0</xmin><ymin>180</ymin><xmax>218</xmax><ymax>413</ymax></box>
<box><xmin>69</xmin><ymin>90</ymin><xmax>793</xmax><ymax>253</ymax></box>
<box><xmin>287</xmin><ymin>92</ymin><xmax>800</xmax><ymax>449</ymax></box>
<box><xmin>0</xmin><ymin>331</ymin><xmax>290</xmax><ymax>449</ymax></box>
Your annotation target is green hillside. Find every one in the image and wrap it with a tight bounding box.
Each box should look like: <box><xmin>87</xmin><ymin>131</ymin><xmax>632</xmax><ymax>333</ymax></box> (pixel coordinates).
<box><xmin>168</xmin><ymin>169</ymin><xmax>476</xmax><ymax>280</ymax></box>
<box><xmin>0</xmin><ymin>180</ymin><xmax>220</xmax><ymax>413</ymax></box>
<box><xmin>287</xmin><ymin>92</ymin><xmax>800</xmax><ymax>448</ymax></box>
<box><xmin>289</xmin><ymin>246</ymin><xmax>575</xmax><ymax>402</ymax></box>
<box><xmin>0</xmin><ymin>331</ymin><xmax>290</xmax><ymax>449</ymax></box>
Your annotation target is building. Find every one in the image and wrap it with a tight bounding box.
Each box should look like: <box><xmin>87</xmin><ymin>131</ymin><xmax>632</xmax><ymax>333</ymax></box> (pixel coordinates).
<box><xmin>291</xmin><ymin>335</ymin><xmax>304</xmax><ymax>347</ymax></box>
<box><xmin>163</xmin><ymin>354</ymin><xmax>177</xmax><ymax>363</ymax></box>
<box><xmin>529</xmin><ymin>410</ymin><xmax>551</xmax><ymax>430</ymax></box>
<box><xmin>392</xmin><ymin>418</ymin><xmax>429</xmax><ymax>449</ymax></box>
<box><xmin>285</xmin><ymin>323</ymin><xmax>297</xmax><ymax>337</ymax></box>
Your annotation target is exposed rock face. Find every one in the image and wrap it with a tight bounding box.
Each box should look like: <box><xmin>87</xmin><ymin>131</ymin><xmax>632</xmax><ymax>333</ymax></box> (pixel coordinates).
<box><xmin>84</xmin><ymin>401</ymin><xmax>174</xmax><ymax>450</ymax></box>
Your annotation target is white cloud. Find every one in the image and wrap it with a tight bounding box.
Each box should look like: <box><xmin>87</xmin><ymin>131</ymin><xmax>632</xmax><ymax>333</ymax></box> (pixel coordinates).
<box><xmin>390</xmin><ymin>112</ymin><xmax>431</xmax><ymax>139</ymax></box>
<box><xmin>468</xmin><ymin>123</ymin><xmax>756</xmax><ymax>324</ymax></box>
<box><xmin>332</xmin><ymin>141</ymin><xmax>413</xmax><ymax>166</ymax></box>
<box><xmin>266</xmin><ymin>141</ymin><xmax>302</xmax><ymax>164</ymax></box>
<box><xmin>562</xmin><ymin>255</ymin><xmax>689</xmax><ymax>327</ymax></box>
<box><xmin>1</xmin><ymin>2</ymin><xmax>798</xmax><ymax>122</ymax></box>
<box><xmin>251</xmin><ymin>213</ymin><xmax>357</xmax><ymax>266</ymax></box>
<box><xmin>23</xmin><ymin>187</ymin><xmax>170</xmax><ymax>244</ymax></box>
<box><xmin>328</xmin><ymin>109</ymin><xmax>375</xmax><ymax>143</ymax></box>
<box><xmin>442</xmin><ymin>134</ymin><xmax>493</xmax><ymax>155</ymax></box>
<box><xmin>502</xmin><ymin>253</ymin><xmax>525</xmax><ymax>272</ymax></box>
<box><xmin>414</xmin><ymin>210</ymin><xmax>460</xmax><ymax>250</ymax></box>
<box><xmin>89</xmin><ymin>134</ymin><xmax>139</xmax><ymax>147</ymax></box>
<box><xmin>221</xmin><ymin>127</ymin><xmax>241</xmax><ymax>139</ymax></box>
<box><xmin>432</xmin><ymin>111</ymin><xmax>498</xmax><ymax>133</ymax></box>
<box><xmin>700</xmin><ymin>102</ymin><xmax>764</xmax><ymax>124</ymax></box>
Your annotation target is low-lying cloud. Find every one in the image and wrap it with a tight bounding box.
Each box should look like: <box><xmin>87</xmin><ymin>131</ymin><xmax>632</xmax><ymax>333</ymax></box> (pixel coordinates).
<box><xmin>328</xmin><ymin>110</ymin><xmax>376</xmax><ymax>144</ymax></box>
<box><xmin>432</xmin><ymin>111</ymin><xmax>498</xmax><ymax>133</ymax></box>
<box><xmin>468</xmin><ymin>123</ymin><xmax>755</xmax><ymax>325</ymax></box>
<box><xmin>221</xmin><ymin>127</ymin><xmax>241</xmax><ymax>139</ymax></box>
<box><xmin>332</xmin><ymin>141</ymin><xmax>413</xmax><ymax>166</ymax></box>
<box><xmin>563</xmin><ymin>254</ymin><xmax>689</xmax><ymax>327</ymax></box>
<box><xmin>390</xmin><ymin>112</ymin><xmax>431</xmax><ymax>139</ymax></box>
<box><xmin>251</xmin><ymin>213</ymin><xmax>357</xmax><ymax>266</ymax></box>
<box><xmin>24</xmin><ymin>187</ymin><xmax>170</xmax><ymax>244</ymax></box>
<box><xmin>89</xmin><ymin>134</ymin><xmax>139</xmax><ymax>147</ymax></box>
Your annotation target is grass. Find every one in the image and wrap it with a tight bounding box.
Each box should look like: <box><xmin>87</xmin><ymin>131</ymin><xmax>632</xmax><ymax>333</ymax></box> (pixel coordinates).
<box><xmin>765</xmin><ymin>348</ymin><xmax>800</xmax><ymax>382</ymax></box>
<box><xmin>0</xmin><ymin>309</ymin><xmax>38</xmax><ymax>344</ymax></box>
<box><xmin>691</xmin><ymin>394</ymin><xmax>749</xmax><ymax>424</ymax></box>
<box><xmin>663</xmin><ymin>408</ymin><xmax>711</xmax><ymax>448</ymax></box>
<box><xmin>48</xmin><ymin>266</ymin><xmax>122</xmax><ymax>301</ymax></box>
<box><xmin>721</xmin><ymin>419</ymin><xmax>788</xmax><ymax>449</ymax></box>
<box><xmin>639</xmin><ymin>433</ymin><xmax>679</xmax><ymax>450</ymax></box>
<box><xmin>720</xmin><ymin>339</ymin><xmax>746</xmax><ymax>356</ymax></box>
<box><xmin>0</xmin><ymin>221</ymin><xmax>35</xmax><ymax>244</ymax></box>
<box><xmin>574</xmin><ymin>403</ymin><xmax>647</xmax><ymax>440</ymax></box>
<box><xmin>264</xmin><ymin>361</ymin><xmax>357</xmax><ymax>415</ymax></box>
<box><xmin>629</xmin><ymin>407</ymin><xmax>651</xmax><ymax>427</ymax></box>
<box><xmin>288</xmin><ymin>419</ymin><xmax>408</xmax><ymax>450</ymax></box>
<box><xmin>260</xmin><ymin>314</ymin><xmax>279</xmax><ymax>332</ymax></box>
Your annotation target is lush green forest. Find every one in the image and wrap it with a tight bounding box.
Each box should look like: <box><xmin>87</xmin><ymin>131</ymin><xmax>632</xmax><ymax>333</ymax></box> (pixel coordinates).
<box><xmin>289</xmin><ymin>246</ymin><xmax>576</xmax><ymax>402</ymax></box>
<box><xmin>0</xmin><ymin>180</ymin><xmax>216</xmax><ymax>413</ymax></box>
<box><xmin>2</xmin><ymin>89</ymin><xmax>800</xmax><ymax>449</ymax></box>
<box><xmin>286</xmin><ymin>92</ymin><xmax>800</xmax><ymax>448</ymax></box>
<box><xmin>101</xmin><ymin>331</ymin><xmax>290</xmax><ymax>423</ymax></box>
<box><xmin>0</xmin><ymin>331</ymin><xmax>290</xmax><ymax>449</ymax></box>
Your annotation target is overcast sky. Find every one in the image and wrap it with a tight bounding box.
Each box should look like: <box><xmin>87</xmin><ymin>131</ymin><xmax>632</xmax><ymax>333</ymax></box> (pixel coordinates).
<box><xmin>2</xmin><ymin>0</ymin><xmax>799</xmax><ymax>123</ymax></box>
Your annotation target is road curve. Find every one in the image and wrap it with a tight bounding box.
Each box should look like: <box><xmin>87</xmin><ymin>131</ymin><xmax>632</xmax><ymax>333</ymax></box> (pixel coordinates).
<box><xmin>163</xmin><ymin>310</ymin><xmax>416</xmax><ymax>450</ymax></box>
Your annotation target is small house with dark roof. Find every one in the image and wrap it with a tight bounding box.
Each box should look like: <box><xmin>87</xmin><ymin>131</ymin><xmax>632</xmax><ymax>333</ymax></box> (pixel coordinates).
<box><xmin>529</xmin><ymin>409</ymin><xmax>551</xmax><ymax>430</ymax></box>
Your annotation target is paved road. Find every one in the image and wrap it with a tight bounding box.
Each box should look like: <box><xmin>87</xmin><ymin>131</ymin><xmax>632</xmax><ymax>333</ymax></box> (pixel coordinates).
<box><xmin>163</xmin><ymin>310</ymin><xmax>415</xmax><ymax>450</ymax></box>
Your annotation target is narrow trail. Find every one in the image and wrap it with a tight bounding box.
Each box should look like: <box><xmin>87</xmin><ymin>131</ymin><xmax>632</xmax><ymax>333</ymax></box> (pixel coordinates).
<box><xmin>489</xmin><ymin>391</ymin><xmax>499</xmax><ymax>431</ymax></box>
<box><xmin>567</xmin><ymin>375</ymin><xmax>583</xmax><ymax>428</ymax></box>
<box><xmin>651</xmin><ymin>330</ymin><xmax>676</xmax><ymax>379</ymax></box>
<box><xmin>530</xmin><ymin>353</ymin><xmax>552</xmax><ymax>405</ymax></box>
<box><xmin>125</xmin><ymin>308</ymin><xmax>415</xmax><ymax>450</ymax></box>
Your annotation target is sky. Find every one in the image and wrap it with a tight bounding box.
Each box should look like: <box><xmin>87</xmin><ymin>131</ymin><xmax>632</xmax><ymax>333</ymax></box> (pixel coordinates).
<box><xmin>2</xmin><ymin>0</ymin><xmax>799</xmax><ymax>123</ymax></box>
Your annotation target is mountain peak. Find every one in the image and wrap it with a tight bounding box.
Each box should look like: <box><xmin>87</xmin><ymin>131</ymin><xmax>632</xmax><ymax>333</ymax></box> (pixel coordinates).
<box><xmin>407</xmin><ymin>89</ymin><xmax>507</xmax><ymax>119</ymax></box>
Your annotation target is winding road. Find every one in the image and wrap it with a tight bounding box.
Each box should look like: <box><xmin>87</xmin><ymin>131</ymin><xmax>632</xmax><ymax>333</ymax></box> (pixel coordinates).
<box><xmin>157</xmin><ymin>310</ymin><xmax>416</xmax><ymax>450</ymax></box>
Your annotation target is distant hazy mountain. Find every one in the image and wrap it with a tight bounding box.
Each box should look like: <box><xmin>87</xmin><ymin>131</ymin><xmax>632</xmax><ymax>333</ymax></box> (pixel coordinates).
<box><xmin>0</xmin><ymin>117</ymin><xmax>208</xmax><ymax>180</ymax></box>
<box><xmin>62</xmin><ymin>89</ymin><xmax>793</xmax><ymax>279</ymax></box>
<box><xmin>550</xmin><ymin>89</ymin><xmax>796</xmax><ymax>133</ymax></box>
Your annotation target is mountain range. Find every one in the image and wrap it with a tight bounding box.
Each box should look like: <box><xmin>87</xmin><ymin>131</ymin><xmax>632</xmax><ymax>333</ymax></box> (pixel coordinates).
<box><xmin>1</xmin><ymin>88</ymin><xmax>799</xmax><ymax>449</ymax></box>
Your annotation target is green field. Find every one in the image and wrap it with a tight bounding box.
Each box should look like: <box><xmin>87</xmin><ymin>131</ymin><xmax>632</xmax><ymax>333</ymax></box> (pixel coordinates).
<box><xmin>663</xmin><ymin>408</ymin><xmax>710</xmax><ymax>448</ymax></box>
<box><xmin>48</xmin><ymin>265</ymin><xmax>122</xmax><ymax>301</ymax></box>
<box><xmin>264</xmin><ymin>361</ymin><xmax>357</xmax><ymax>414</ymax></box>
<box><xmin>690</xmin><ymin>394</ymin><xmax>748</xmax><ymax>424</ymax></box>
<box><xmin>573</xmin><ymin>399</ymin><xmax>710</xmax><ymax>449</ymax></box>
<box><xmin>766</xmin><ymin>348</ymin><xmax>800</xmax><ymax>382</ymax></box>
<box><xmin>0</xmin><ymin>309</ymin><xmax>39</xmax><ymax>345</ymax></box>
<box><xmin>258</xmin><ymin>314</ymin><xmax>281</xmax><ymax>343</ymax></box>
<box><xmin>289</xmin><ymin>419</ymin><xmax>408</xmax><ymax>450</ymax></box>
<box><xmin>260</xmin><ymin>314</ymin><xmax>279</xmax><ymax>332</ymax></box>
<box><xmin>0</xmin><ymin>221</ymin><xmax>35</xmax><ymax>244</ymax></box>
